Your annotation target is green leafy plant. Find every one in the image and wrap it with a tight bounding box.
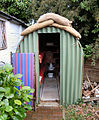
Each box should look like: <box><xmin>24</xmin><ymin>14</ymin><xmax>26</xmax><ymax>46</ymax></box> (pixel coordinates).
<box><xmin>75</xmin><ymin>98</ymin><xmax>84</xmax><ymax>105</ymax></box>
<box><xmin>83</xmin><ymin>45</ymin><xmax>93</xmax><ymax>58</ymax></box>
<box><xmin>0</xmin><ymin>64</ymin><xmax>34</xmax><ymax>120</ymax></box>
<box><xmin>0</xmin><ymin>0</ymin><xmax>32</xmax><ymax>23</ymax></box>
<box><xmin>83</xmin><ymin>38</ymin><xmax>99</xmax><ymax>66</ymax></box>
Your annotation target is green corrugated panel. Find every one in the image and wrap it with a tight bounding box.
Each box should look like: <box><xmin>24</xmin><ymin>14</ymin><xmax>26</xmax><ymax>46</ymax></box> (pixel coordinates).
<box><xmin>32</xmin><ymin>31</ymin><xmax>39</xmax><ymax>103</ymax></box>
<box><xmin>60</xmin><ymin>30</ymin><xmax>63</xmax><ymax>105</ymax></box>
<box><xmin>16</xmin><ymin>27</ymin><xmax>83</xmax><ymax>105</ymax></box>
<box><xmin>77</xmin><ymin>42</ymin><xmax>81</xmax><ymax>100</ymax></box>
<box><xmin>74</xmin><ymin>40</ymin><xmax>79</xmax><ymax>102</ymax></box>
<box><xmin>20</xmin><ymin>40</ymin><xmax>24</xmax><ymax>53</ymax></box>
<box><xmin>62</xmin><ymin>30</ymin><xmax>66</xmax><ymax>105</ymax></box>
<box><xmin>66</xmin><ymin>33</ymin><xmax>71</xmax><ymax>104</ymax></box>
<box><xmin>36</xmin><ymin>34</ymin><xmax>39</xmax><ymax>103</ymax></box>
<box><xmin>46</xmin><ymin>27</ymin><xmax>52</xmax><ymax>33</ymax></box>
<box><xmin>28</xmin><ymin>33</ymin><xmax>33</xmax><ymax>53</ymax></box>
<box><xmin>33</xmin><ymin>32</ymin><xmax>36</xmax><ymax>52</ymax></box>
<box><xmin>38</xmin><ymin>29</ymin><xmax>42</xmax><ymax>33</ymax></box>
<box><xmin>52</xmin><ymin>27</ymin><xmax>56</xmax><ymax>33</ymax></box>
<box><xmin>78</xmin><ymin>45</ymin><xmax>83</xmax><ymax>97</ymax></box>
<box><xmin>42</xmin><ymin>27</ymin><xmax>47</xmax><ymax>33</ymax></box>
<box><xmin>24</xmin><ymin>36</ymin><xmax>28</xmax><ymax>53</ymax></box>
<box><xmin>56</xmin><ymin>28</ymin><xmax>60</xmax><ymax>33</ymax></box>
<box><xmin>64</xmin><ymin>32</ymin><xmax>68</xmax><ymax>105</ymax></box>
<box><xmin>70</xmin><ymin>36</ymin><xmax>75</xmax><ymax>104</ymax></box>
<box><xmin>68</xmin><ymin>34</ymin><xmax>73</xmax><ymax>104</ymax></box>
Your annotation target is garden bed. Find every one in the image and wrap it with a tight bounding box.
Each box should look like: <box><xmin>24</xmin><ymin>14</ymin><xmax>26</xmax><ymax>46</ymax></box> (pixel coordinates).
<box><xmin>65</xmin><ymin>103</ymin><xmax>99</xmax><ymax>120</ymax></box>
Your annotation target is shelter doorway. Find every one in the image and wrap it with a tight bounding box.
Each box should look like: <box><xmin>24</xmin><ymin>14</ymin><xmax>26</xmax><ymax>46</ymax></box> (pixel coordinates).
<box><xmin>38</xmin><ymin>33</ymin><xmax>60</xmax><ymax>101</ymax></box>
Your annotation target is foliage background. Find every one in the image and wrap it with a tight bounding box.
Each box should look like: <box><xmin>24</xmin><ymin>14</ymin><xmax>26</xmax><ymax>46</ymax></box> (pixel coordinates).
<box><xmin>0</xmin><ymin>0</ymin><xmax>32</xmax><ymax>23</ymax></box>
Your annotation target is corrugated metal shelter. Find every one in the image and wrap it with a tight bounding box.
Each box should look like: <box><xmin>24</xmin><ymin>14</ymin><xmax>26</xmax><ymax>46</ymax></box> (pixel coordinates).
<box><xmin>16</xmin><ymin>26</ymin><xmax>83</xmax><ymax>106</ymax></box>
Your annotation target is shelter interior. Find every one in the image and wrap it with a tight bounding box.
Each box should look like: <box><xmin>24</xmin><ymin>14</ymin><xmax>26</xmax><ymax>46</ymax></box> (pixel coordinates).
<box><xmin>38</xmin><ymin>33</ymin><xmax>60</xmax><ymax>101</ymax></box>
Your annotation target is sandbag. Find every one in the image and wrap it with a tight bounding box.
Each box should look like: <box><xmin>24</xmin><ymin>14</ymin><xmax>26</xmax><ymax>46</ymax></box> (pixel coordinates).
<box><xmin>50</xmin><ymin>23</ymin><xmax>81</xmax><ymax>39</ymax></box>
<box><xmin>21</xmin><ymin>20</ymin><xmax>54</xmax><ymax>36</ymax></box>
<box><xmin>37</xmin><ymin>13</ymin><xmax>72</xmax><ymax>26</ymax></box>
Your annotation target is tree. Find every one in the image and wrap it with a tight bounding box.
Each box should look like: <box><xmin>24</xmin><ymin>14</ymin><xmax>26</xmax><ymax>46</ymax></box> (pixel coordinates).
<box><xmin>66</xmin><ymin>0</ymin><xmax>99</xmax><ymax>64</ymax></box>
<box><xmin>0</xmin><ymin>0</ymin><xmax>32</xmax><ymax>23</ymax></box>
<box><xmin>67</xmin><ymin>0</ymin><xmax>99</xmax><ymax>45</ymax></box>
<box><xmin>32</xmin><ymin>0</ymin><xmax>99</xmax><ymax>62</ymax></box>
<box><xmin>32</xmin><ymin>0</ymin><xmax>69</xmax><ymax>22</ymax></box>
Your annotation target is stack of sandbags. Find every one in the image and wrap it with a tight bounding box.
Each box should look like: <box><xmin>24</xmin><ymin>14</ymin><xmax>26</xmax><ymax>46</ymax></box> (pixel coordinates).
<box><xmin>21</xmin><ymin>20</ymin><xmax>54</xmax><ymax>36</ymax></box>
<box><xmin>37</xmin><ymin>13</ymin><xmax>72</xmax><ymax>26</ymax></box>
<box><xmin>21</xmin><ymin>13</ymin><xmax>81</xmax><ymax>39</ymax></box>
<box><xmin>50</xmin><ymin>23</ymin><xmax>81</xmax><ymax>39</ymax></box>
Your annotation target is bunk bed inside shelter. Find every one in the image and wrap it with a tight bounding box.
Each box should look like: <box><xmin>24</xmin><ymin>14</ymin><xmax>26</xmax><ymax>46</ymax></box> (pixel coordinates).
<box><xmin>16</xmin><ymin>13</ymin><xmax>83</xmax><ymax>105</ymax></box>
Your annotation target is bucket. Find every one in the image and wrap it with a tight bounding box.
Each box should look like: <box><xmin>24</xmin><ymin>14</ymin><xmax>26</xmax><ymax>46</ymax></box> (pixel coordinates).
<box><xmin>48</xmin><ymin>73</ymin><xmax>53</xmax><ymax>78</ymax></box>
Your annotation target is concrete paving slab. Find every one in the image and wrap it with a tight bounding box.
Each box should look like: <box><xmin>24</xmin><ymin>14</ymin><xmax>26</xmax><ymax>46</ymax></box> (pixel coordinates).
<box><xmin>40</xmin><ymin>78</ymin><xmax>59</xmax><ymax>101</ymax></box>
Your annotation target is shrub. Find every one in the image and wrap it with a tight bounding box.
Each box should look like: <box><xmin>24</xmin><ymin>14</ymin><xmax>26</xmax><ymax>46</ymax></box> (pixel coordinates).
<box><xmin>0</xmin><ymin>64</ymin><xmax>34</xmax><ymax>120</ymax></box>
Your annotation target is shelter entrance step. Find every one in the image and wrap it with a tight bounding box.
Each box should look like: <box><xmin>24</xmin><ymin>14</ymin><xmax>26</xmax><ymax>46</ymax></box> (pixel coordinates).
<box><xmin>40</xmin><ymin>77</ymin><xmax>60</xmax><ymax>101</ymax></box>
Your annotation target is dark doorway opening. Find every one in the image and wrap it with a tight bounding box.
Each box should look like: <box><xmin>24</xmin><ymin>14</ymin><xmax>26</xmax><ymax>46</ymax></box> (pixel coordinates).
<box><xmin>38</xmin><ymin>33</ymin><xmax>60</xmax><ymax>101</ymax></box>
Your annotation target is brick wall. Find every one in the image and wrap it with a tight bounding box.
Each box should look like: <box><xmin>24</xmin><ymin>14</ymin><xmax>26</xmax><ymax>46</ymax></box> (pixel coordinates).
<box><xmin>83</xmin><ymin>60</ymin><xmax>99</xmax><ymax>82</ymax></box>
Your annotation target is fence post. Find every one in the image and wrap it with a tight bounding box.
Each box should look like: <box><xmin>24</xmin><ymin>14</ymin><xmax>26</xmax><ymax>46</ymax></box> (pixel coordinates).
<box><xmin>10</xmin><ymin>52</ymin><xmax>12</xmax><ymax>65</ymax></box>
